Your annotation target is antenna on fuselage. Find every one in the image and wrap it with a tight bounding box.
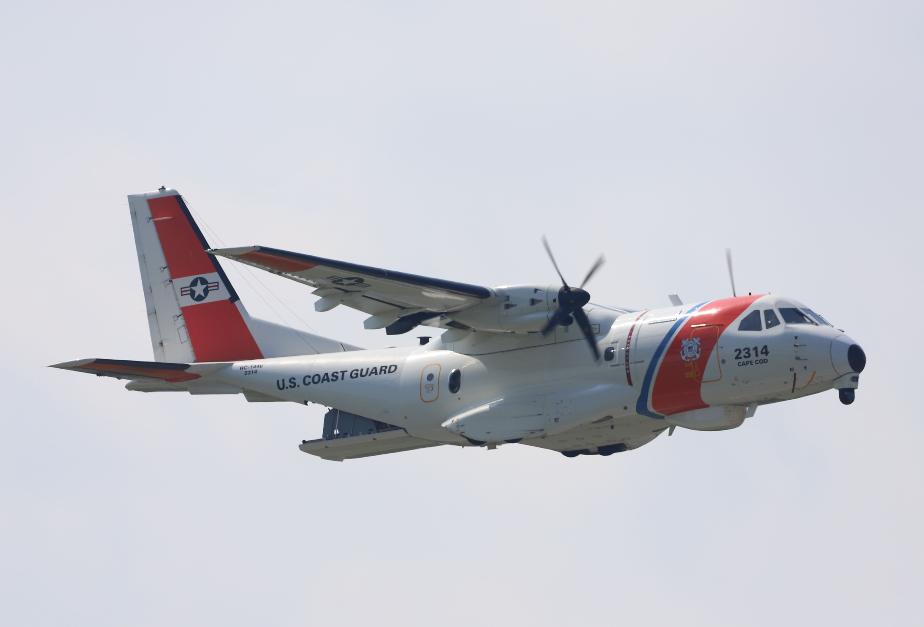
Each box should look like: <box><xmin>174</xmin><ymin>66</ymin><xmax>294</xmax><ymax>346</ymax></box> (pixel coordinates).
<box><xmin>725</xmin><ymin>248</ymin><xmax>737</xmax><ymax>297</ymax></box>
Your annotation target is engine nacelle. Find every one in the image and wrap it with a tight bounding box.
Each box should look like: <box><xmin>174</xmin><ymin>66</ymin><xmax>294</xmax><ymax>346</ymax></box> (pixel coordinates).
<box><xmin>449</xmin><ymin>285</ymin><xmax>554</xmax><ymax>334</ymax></box>
<box><xmin>665</xmin><ymin>405</ymin><xmax>747</xmax><ymax>431</ymax></box>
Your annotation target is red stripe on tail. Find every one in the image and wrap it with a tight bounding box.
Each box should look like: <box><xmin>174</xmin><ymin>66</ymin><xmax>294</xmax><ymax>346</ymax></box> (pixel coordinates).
<box><xmin>181</xmin><ymin>301</ymin><xmax>263</xmax><ymax>362</ymax></box>
<box><xmin>148</xmin><ymin>194</ymin><xmax>263</xmax><ymax>362</ymax></box>
<box><xmin>148</xmin><ymin>195</ymin><xmax>216</xmax><ymax>278</ymax></box>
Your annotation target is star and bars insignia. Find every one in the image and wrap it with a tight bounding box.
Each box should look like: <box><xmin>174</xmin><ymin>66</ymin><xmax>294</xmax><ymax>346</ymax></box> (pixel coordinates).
<box><xmin>180</xmin><ymin>276</ymin><xmax>220</xmax><ymax>302</ymax></box>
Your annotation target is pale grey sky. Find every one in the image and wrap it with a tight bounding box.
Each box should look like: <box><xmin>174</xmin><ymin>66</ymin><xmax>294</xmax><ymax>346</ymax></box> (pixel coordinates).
<box><xmin>1</xmin><ymin>1</ymin><xmax>922</xmax><ymax>625</ymax></box>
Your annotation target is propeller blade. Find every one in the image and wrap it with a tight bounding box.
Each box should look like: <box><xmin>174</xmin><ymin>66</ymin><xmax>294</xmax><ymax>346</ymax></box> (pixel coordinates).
<box><xmin>572</xmin><ymin>308</ymin><xmax>601</xmax><ymax>361</ymax></box>
<box><xmin>579</xmin><ymin>254</ymin><xmax>606</xmax><ymax>289</ymax></box>
<box><xmin>725</xmin><ymin>248</ymin><xmax>737</xmax><ymax>297</ymax></box>
<box><xmin>541</xmin><ymin>307</ymin><xmax>568</xmax><ymax>336</ymax></box>
<box><xmin>538</xmin><ymin>240</ymin><xmax>605</xmax><ymax>362</ymax></box>
<box><xmin>542</xmin><ymin>236</ymin><xmax>569</xmax><ymax>287</ymax></box>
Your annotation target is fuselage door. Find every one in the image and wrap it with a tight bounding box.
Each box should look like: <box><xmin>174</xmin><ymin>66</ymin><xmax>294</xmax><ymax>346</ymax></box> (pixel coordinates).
<box><xmin>690</xmin><ymin>324</ymin><xmax>723</xmax><ymax>382</ymax></box>
<box><xmin>420</xmin><ymin>364</ymin><xmax>441</xmax><ymax>403</ymax></box>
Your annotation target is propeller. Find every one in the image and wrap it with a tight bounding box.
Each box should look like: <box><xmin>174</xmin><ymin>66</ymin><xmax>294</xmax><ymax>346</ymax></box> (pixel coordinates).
<box><xmin>540</xmin><ymin>236</ymin><xmax>605</xmax><ymax>361</ymax></box>
<box><xmin>725</xmin><ymin>248</ymin><xmax>737</xmax><ymax>297</ymax></box>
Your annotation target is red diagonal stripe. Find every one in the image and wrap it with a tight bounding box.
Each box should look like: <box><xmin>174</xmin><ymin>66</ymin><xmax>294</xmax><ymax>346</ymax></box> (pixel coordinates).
<box><xmin>240</xmin><ymin>250</ymin><xmax>316</xmax><ymax>272</ymax></box>
<box><xmin>181</xmin><ymin>300</ymin><xmax>263</xmax><ymax>361</ymax></box>
<box><xmin>148</xmin><ymin>195</ymin><xmax>216</xmax><ymax>278</ymax></box>
<box><xmin>651</xmin><ymin>295</ymin><xmax>762</xmax><ymax>415</ymax></box>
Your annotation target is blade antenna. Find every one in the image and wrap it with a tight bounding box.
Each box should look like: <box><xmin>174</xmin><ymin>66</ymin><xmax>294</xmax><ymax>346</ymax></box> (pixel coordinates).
<box><xmin>542</xmin><ymin>236</ymin><xmax>569</xmax><ymax>287</ymax></box>
<box><xmin>725</xmin><ymin>248</ymin><xmax>737</xmax><ymax>297</ymax></box>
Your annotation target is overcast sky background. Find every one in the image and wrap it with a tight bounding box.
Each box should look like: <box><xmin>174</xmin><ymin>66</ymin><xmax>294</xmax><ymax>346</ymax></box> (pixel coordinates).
<box><xmin>1</xmin><ymin>1</ymin><xmax>922</xmax><ymax>625</ymax></box>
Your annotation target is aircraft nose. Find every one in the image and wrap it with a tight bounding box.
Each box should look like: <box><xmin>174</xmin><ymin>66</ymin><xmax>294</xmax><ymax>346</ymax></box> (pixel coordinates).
<box><xmin>831</xmin><ymin>335</ymin><xmax>867</xmax><ymax>375</ymax></box>
<box><xmin>848</xmin><ymin>343</ymin><xmax>866</xmax><ymax>373</ymax></box>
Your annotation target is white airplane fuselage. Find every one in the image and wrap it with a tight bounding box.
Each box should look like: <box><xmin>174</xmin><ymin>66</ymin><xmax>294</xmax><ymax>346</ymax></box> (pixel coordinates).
<box><xmin>55</xmin><ymin>189</ymin><xmax>867</xmax><ymax>460</ymax></box>
<box><xmin>212</xmin><ymin>293</ymin><xmax>864</xmax><ymax>447</ymax></box>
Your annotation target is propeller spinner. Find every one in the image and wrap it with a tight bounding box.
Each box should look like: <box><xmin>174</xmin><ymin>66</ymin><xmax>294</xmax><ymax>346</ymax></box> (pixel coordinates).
<box><xmin>540</xmin><ymin>237</ymin><xmax>605</xmax><ymax>361</ymax></box>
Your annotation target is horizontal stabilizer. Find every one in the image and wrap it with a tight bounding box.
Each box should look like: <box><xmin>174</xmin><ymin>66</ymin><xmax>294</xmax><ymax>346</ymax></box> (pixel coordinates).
<box><xmin>50</xmin><ymin>358</ymin><xmax>226</xmax><ymax>382</ymax></box>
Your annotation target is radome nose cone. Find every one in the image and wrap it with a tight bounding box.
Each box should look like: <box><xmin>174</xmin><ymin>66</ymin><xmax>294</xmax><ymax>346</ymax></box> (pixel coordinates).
<box><xmin>831</xmin><ymin>336</ymin><xmax>866</xmax><ymax>375</ymax></box>
<box><xmin>848</xmin><ymin>344</ymin><xmax>866</xmax><ymax>373</ymax></box>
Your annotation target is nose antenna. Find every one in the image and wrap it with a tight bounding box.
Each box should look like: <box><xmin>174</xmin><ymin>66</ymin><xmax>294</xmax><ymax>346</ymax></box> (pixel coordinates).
<box><xmin>725</xmin><ymin>248</ymin><xmax>737</xmax><ymax>297</ymax></box>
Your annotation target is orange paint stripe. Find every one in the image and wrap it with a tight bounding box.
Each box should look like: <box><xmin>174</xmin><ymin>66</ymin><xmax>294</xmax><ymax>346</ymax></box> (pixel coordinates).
<box><xmin>84</xmin><ymin>362</ymin><xmax>200</xmax><ymax>382</ymax></box>
<box><xmin>148</xmin><ymin>195</ymin><xmax>216</xmax><ymax>278</ymax></box>
<box><xmin>240</xmin><ymin>250</ymin><xmax>316</xmax><ymax>273</ymax></box>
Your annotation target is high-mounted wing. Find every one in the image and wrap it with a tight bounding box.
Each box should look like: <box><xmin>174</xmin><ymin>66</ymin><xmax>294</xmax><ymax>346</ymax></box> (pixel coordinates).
<box><xmin>210</xmin><ymin>246</ymin><xmax>493</xmax><ymax>335</ymax></box>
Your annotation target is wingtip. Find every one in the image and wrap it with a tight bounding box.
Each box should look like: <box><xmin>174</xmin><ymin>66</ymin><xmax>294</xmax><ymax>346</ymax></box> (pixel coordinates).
<box><xmin>49</xmin><ymin>359</ymin><xmax>96</xmax><ymax>370</ymax></box>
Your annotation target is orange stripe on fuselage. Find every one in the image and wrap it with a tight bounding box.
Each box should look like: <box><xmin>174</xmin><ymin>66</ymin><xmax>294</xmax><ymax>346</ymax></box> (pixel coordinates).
<box><xmin>651</xmin><ymin>295</ymin><xmax>762</xmax><ymax>416</ymax></box>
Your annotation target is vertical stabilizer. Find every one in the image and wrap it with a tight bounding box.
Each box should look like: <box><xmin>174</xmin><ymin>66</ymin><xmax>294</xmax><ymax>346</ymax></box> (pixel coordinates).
<box><xmin>130</xmin><ymin>188</ymin><xmax>358</xmax><ymax>362</ymax></box>
<box><xmin>129</xmin><ymin>189</ymin><xmax>265</xmax><ymax>362</ymax></box>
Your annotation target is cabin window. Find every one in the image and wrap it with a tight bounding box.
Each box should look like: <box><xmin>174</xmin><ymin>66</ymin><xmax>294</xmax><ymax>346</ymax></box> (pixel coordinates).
<box><xmin>604</xmin><ymin>346</ymin><xmax>616</xmax><ymax>362</ymax></box>
<box><xmin>738</xmin><ymin>310</ymin><xmax>762</xmax><ymax>331</ymax></box>
<box><xmin>764</xmin><ymin>309</ymin><xmax>781</xmax><ymax>329</ymax></box>
<box><xmin>448</xmin><ymin>369</ymin><xmax>462</xmax><ymax>394</ymax></box>
<box><xmin>779</xmin><ymin>307</ymin><xmax>817</xmax><ymax>325</ymax></box>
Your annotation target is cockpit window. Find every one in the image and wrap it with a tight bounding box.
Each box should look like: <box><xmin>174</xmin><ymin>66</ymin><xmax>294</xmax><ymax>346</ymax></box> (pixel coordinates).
<box><xmin>764</xmin><ymin>309</ymin><xmax>781</xmax><ymax>329</ymax></box>
<box><xmin>779</xmin><ymin>307</ymin><xmax>817</xmax><ymax>325</ymax></box>
<box><xmin>805</xmin><ymin>309</ymin><xmax>833</xmax><ymax>326</ymax></box>
<box><xmin>738</xmin><ymin>310</ymin><xmax>762</xmax><ymax>331</ymax></box>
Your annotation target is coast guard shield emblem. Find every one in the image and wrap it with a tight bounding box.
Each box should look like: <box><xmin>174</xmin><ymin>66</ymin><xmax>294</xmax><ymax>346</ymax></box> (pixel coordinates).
<box><xmin>680</xmin><ymin>337</ymin><xmax>702</xmax><ymax>362</ymax></box>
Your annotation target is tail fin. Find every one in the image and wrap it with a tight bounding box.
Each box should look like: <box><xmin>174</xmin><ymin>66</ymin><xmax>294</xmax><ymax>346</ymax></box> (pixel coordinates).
<box><xmin>129</xmin><ymin>188</ymin><xmax>354</xmax><ymax>363</ymax></box>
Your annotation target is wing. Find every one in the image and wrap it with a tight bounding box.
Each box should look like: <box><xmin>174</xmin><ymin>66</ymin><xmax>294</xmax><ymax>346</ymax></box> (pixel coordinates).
<box><xmin>523</xmin><ymin>415</ymin><xmax>667</xmax><ymax>457</ymax></box>
<box><xmin>210</xmin><ymin>246</ymin><xmax>493</xmax><ymax>334</ymax></box>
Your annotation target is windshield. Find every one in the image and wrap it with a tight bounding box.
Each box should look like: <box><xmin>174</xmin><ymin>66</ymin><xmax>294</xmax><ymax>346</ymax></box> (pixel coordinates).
<box><xmin>805</xmin><ymin>308</ymin><xmax>833</xmax><ymax>326</ymax></box>
<box><xmin>779</xmin><ymin>307</ymin><xmax>817</xmax><ymax>325</ymax></box>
